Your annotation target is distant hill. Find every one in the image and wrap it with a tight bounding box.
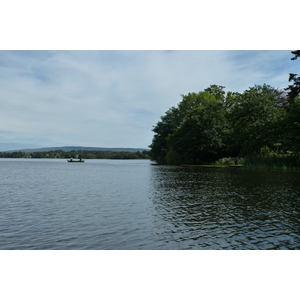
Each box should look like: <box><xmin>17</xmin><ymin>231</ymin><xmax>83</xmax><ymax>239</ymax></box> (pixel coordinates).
<box><xmin>4</xmin><ymin>146</ymin><xmax>149</xmax><ymax>153</ymax></box>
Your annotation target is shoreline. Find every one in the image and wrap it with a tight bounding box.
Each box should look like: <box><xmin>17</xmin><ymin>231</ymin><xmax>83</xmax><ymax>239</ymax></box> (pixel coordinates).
<box><xmin>180</xmin><ymin>164</ymin><xmax>243</xmax><ymax>168</ymax></box>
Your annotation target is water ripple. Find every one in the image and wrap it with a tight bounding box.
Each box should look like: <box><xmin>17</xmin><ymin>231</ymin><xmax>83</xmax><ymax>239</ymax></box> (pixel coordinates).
<box><xmin>1</xmin><ymin>160</ymin><xmax>300</xmax><ymax>249</ymax></box>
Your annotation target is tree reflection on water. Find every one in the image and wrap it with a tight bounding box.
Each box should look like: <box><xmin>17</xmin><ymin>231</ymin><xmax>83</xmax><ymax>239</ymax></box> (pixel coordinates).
<box><xmin>150</xmin><ymin>165</ymin><xmax>300</xmax><ymax>249</ymax></box>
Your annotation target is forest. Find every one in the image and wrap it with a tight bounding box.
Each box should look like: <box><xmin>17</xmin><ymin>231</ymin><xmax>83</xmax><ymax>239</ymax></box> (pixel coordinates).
<box><xmin>149</xmin><ymin>51</ymin><xmax>300</xmax><ymax>169</ymax></box>
<box><xmin>0</xmin><ymin>149</ymin><xmax>150</xmax><ymax>160</ymax></box>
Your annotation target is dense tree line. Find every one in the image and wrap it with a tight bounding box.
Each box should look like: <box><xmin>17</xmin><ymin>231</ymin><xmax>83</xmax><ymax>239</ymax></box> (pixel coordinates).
<box><xmin>150</xmin><ymin>51</ymin><xmax>300</xmax><ymax>165</ymax></box>
<box><xmin>0</xmin><ymin>150</ymin><xmax>150</xmax><ymax>160</ymax></box>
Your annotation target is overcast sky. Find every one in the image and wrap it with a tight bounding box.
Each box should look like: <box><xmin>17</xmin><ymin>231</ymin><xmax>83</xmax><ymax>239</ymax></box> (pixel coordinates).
<box><xmin>0</xmin><ymin>50</ymin><xmax>298</xmax><ymax>151</ymax></box>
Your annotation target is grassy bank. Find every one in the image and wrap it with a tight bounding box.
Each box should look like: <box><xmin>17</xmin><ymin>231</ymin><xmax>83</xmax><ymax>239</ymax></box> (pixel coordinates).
<box><xmin>243</xmin><ymin>154</ymin><xmax>300</xmax><ymax>170</ymax></box>
<box><xmin>181</xmin><ymin>155</ymin><xmax>300</xmax><ymax>170</ymax></box>
<box><xmin>180</xmin><ymin>157</ymin><xmax>243</xmax><ymax>168</ymax></box>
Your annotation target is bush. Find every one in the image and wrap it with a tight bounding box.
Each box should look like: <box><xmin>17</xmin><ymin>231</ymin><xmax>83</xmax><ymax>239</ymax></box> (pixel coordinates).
<box><xmin>216</xmin><ymin>157</ymin><xmax>243</xmax><ymax>166</ymax></box>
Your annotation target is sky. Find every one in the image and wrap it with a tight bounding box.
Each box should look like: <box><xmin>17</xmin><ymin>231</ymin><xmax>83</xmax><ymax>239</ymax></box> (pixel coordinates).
<box><xmin>0</xmin><ymin>50</ymin><xmax>298</xmax><ymax>151</ymax></box>
<box><xmin>0</xmin><ymin>1</ymin><xmax>298</xmax><ymax>152</ymax></box>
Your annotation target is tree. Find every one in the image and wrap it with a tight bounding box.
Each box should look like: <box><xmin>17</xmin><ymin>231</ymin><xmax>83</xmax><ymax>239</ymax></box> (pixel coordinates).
<box><xmin>291</xmin><ymin>50</ymin><xmax>300</xmax><ymax>61</ymax></box>
<box><xmin>150</xmin><ymin>84</ymin><xmax>291</xmax><ymax>165</ymax></box>
<box><xmin>282</xmin><ymin>95</ymin><xmax>300</xmax><ymax>154</ymax></box>
<box><xmin>286</xmin><ymin>50</ymin><xmax>300</xmax><ymax>103</ymax></box>
<box><xmin>149</xmin><ymin>106</ymin><xmax>181</xmax><ymax>164</ymax></box>
<box><xmin>229</xmin><ymin>84</ymin><xmax>286</xmax><ymax>155</ymax></box>
<box><xmin>150</xmin><ymin>85</ymin><xmax>231</xmax><ymax>164</ymax></box>
<box><xmin>10</xmin><ymin>151</ymin><xmax>25</xmax><ymax>158</ymax></box>
<box><xmin>166</xmin><ymin>92</ymin><xmax>229</xmax><ymax>164</ymax></box>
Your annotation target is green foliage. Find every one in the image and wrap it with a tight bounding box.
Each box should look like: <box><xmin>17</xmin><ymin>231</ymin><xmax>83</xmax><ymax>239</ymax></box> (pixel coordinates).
<box><xmin>150</xmin><ymin>85</ymin><xmax>232</xmax><ymax>164</ymax></box>
<box><xmin>149</xmin><ymin>82</ymin><xmax>300</xmax><ymax>166</ymax></box>
<box><xmin>10</xmin><ymin>151</ymin><xmax>25</xmax><ymax>158</ymax></box>
<box><xmin>166</xmin><ymin>92</ymin><xmax>230</xmax><ymax>164</ymax></box>
<box><xmin>283</xmin><ymin>50</ymin><xmax>300</xmax><ymax>154</ymax></box>
<box><xmin>149</xmin><ymin>106</ymin><xmax>181</xmax><ymax>164</ymax></box>
<box><xmin>282</xmin><ymin>96</ymin><xmax>300</xmax><ymax>154</ymax></box>
<box><xmin>0</xmin><ymin>150</ymin><xmax>150</xmax><ymax>160</ymax></box>
<box><xmin>229</xmin><ymin>84</ymin><xmax>286</xmax><ymax>155</ymax></box>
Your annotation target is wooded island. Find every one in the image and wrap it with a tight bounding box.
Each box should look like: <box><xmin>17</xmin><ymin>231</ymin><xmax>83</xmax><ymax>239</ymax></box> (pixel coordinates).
<box><xmin>149</xmin><ymin>51</ymin><xmax>300</xmax><ymax>170</ymax></box>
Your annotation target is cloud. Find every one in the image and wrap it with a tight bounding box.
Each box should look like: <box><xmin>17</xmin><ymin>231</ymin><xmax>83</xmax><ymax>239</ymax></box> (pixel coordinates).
<box><xmin>0</xmin><ymin>50</ymin><xmax>294</xmax><ymax>150</ymax></box>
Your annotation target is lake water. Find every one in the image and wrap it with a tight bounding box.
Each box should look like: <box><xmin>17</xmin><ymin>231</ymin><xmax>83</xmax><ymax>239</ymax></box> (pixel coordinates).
<box><xmin>1</xmin><ymin>158</ymin><xmax>300</xmax><ymax>250</ymax></box>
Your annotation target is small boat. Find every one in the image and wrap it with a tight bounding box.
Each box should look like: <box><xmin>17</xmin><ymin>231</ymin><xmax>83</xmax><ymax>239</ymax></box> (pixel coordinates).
<box><xmin>67</xmin><ymin>158</ymin><xmax>85</xmax><ymax>163</ymax></box>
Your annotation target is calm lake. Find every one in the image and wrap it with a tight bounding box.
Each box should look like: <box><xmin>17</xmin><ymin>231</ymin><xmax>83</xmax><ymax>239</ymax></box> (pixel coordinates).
<box><xmin>1</xmin><ymin>158</ymin><xmax>300</xmax><ymax>250</ymax></box>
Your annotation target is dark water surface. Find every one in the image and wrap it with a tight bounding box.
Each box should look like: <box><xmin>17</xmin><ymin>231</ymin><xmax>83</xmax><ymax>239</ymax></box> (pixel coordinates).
<box><xmin>1</xmin><ymin>159</ymin><xmax>300</xmax><ymax>249</ymax></box>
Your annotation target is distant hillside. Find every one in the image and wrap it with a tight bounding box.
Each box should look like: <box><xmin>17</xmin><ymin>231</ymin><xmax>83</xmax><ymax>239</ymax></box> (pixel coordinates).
<box><xmin>4</xmin><ymin>146</ymin><xmax>149</xmax><ymax>153</ymax></box>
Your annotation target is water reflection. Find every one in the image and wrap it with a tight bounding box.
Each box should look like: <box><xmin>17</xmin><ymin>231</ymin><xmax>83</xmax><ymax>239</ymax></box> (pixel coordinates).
<box><xmin>150</xmin><ymin>166</ymin><xmax>300</xmax><ymax>249</ymax></box>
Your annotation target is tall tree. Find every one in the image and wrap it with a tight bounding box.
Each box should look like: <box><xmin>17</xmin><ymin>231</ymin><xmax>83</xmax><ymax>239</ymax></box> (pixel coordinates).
<box><xmin>229</xmin><ymin>84</ymin><xmax>285</xmax><ymax>155</ymax></box>
<box><xmin>166</xmin><ymin>92</ymin><xmax>229</xmax><ymax>164</ymax></box>
<box><xmin>286</xmin><ymin>50</ymin><xmax>300</xmax><ymax>103</ymax></box>
<box><xmin>283</xmin><ymin>95</ymin><xmax>300</xmax><ymax>154</ymax></box>
<box><xmin>150</xmin><ymin>85</ymin><xmax>231</xmax><ymax>164</ymax></box>
<box><xmin>149</xmin><ymin>106</ymin><xmax>181</xmax><ymax>164</ymax></box>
